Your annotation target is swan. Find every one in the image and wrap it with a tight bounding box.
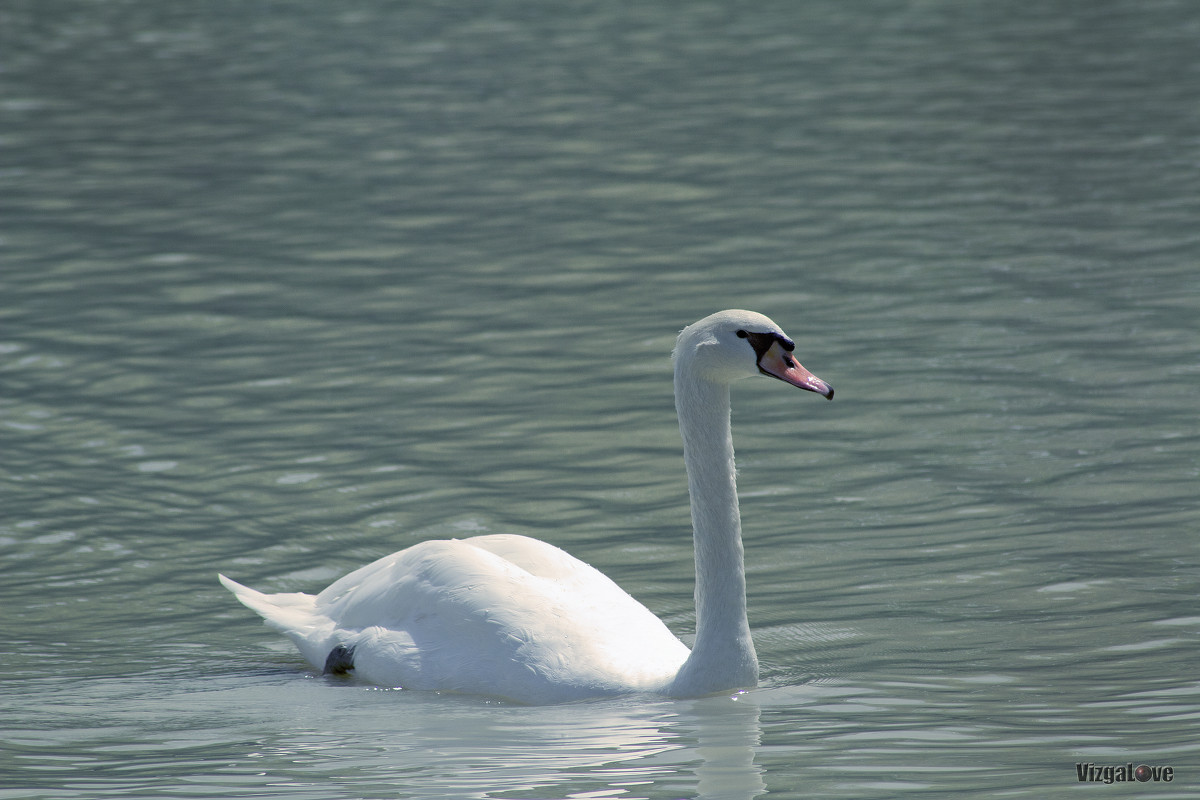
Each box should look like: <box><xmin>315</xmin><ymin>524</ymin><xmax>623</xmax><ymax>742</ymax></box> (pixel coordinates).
<box><xmin>219</xmin><ymin>309</ymin><xmax>832</xmax><ymax>704</ymax></box>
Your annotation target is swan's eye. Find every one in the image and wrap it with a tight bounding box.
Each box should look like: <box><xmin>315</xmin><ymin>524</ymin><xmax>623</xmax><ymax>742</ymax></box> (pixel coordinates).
<box><xmin>736</xmin><ymin>330</ymin><xmax>748</xmax><ymax>339</ymax></box>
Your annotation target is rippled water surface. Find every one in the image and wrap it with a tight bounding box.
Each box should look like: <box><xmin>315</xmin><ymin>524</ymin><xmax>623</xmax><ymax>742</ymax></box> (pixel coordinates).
<box><xmin>3</xmin><ymin>2</ymin><xmax>1199</xmax><ymax>798</ymax></box>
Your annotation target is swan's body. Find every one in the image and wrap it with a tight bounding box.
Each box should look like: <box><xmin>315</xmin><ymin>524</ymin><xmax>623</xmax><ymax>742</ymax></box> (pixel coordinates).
<box><xmin>220</xmin><ymin>310</ymin><xmax>832</xmax><ymax>704</ymax></box>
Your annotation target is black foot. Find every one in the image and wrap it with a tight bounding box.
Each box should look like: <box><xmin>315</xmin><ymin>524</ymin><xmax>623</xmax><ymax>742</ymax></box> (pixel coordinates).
<box><xmin>323</xmin><ymin>644</ymin><xmax>356</xmax><ymax>675</ymax></box>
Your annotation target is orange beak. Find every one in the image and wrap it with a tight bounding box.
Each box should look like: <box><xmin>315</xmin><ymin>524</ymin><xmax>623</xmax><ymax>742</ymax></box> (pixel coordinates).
<box><xmin>758</xmin><ymin>341</ymin><xmax>833</xmax><ymax>399</ymax></box>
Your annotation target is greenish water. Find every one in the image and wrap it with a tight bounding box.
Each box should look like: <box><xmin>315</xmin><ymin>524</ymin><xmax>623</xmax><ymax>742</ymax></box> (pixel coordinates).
<box><xmin>2</xmin><ymin>2</ymin><xmax>1198</xmax><ymax>798</ymax></box>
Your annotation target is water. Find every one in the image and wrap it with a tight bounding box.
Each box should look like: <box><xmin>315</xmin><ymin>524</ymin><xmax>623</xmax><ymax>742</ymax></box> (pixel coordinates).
<box><xmin>2</xmin><ymin>1</ymin><xmax>1198</xmax><ymax>797</ymax></box>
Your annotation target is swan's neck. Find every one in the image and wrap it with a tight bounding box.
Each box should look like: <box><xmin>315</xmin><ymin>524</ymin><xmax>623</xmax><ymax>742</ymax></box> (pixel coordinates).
<box><xmin>669</xmin><ymin>369</ymin><xmax>758</xmax><ymax>695</ymax></box>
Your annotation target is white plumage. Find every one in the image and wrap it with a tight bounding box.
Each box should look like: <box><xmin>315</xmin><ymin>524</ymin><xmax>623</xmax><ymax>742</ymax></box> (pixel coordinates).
<box><xmin>220</xmin><ymin>309</ymin><xmax>832</xmax><ymax>704</ymax></box>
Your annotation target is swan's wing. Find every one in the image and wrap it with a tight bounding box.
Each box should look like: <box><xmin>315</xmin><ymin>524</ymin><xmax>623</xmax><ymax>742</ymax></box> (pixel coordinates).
<box><xmin>309</xmin><ymin>535</ymin><xmax>689</xmax><ymax>701</ymax></box>
<box><xmin>459</xmin><ymin>533</ymin><xmax>596</xmax><ymax>582</ymax></box>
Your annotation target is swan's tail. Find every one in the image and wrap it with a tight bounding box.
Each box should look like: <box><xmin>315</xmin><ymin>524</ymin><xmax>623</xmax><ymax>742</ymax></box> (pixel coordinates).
<box><xmin>218</xmin><ymin>574</ymin><xmax>336</xmax><ymax>670</ymax></box>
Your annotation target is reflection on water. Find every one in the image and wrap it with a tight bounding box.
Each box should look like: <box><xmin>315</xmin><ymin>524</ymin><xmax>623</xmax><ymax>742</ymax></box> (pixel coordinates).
<box><xmin>6</xmin><ymin>672</ymin><xmax>768</xmax><ymax>800</ymax></box>
<box><xmin>2</xmin><ymin>0</ymin><xmax>1199</xmax><ymax>797</ymax></box>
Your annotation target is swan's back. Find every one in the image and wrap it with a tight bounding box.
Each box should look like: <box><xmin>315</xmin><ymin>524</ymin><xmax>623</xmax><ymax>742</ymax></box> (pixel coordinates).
<box><xmin>222</xmin><ymin>534</ymin><xmax>689</xmax><ymax>703</ymax></box>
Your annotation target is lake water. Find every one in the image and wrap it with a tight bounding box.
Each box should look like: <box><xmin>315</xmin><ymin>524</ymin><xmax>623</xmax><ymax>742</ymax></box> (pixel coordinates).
<box><xmin>2</xmin><ymin>2</ymin><xmax>1198</xmax><ymax>797</ymax></box>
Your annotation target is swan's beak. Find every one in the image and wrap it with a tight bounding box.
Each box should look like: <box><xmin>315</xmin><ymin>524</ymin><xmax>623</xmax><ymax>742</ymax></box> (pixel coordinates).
<box><xmin>758</xmin><ymin>341</ymin><xmax>834</xmax><ymax>400</ymax></box>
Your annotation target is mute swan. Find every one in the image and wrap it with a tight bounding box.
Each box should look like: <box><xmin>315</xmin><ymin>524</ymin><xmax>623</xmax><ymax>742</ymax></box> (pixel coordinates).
<box><xmin>219</xmin><ymin>309</ymin><xmax>832</xmax><ymax>703</ymax></box>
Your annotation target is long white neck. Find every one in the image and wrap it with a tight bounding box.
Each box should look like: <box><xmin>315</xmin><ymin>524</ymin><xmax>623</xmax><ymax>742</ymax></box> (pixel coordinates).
<box><xmin>668</xmin><ymin>365</ymin><xmax>758</xmax><ymax>696</ymax></box>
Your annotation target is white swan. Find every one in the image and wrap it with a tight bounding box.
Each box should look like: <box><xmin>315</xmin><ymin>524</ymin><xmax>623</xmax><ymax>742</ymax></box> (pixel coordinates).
<box><xmin>219</xmin><ymin>309</ymin><xmax>832</xmax><ymax>704</ymax></box>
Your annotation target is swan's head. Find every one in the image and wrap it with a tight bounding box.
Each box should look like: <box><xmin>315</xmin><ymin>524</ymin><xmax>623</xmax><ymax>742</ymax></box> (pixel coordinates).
<box><xmin>674</xmin><ymin>309</ymin><xmax>833</xmax><ymax>399</ymax></box>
